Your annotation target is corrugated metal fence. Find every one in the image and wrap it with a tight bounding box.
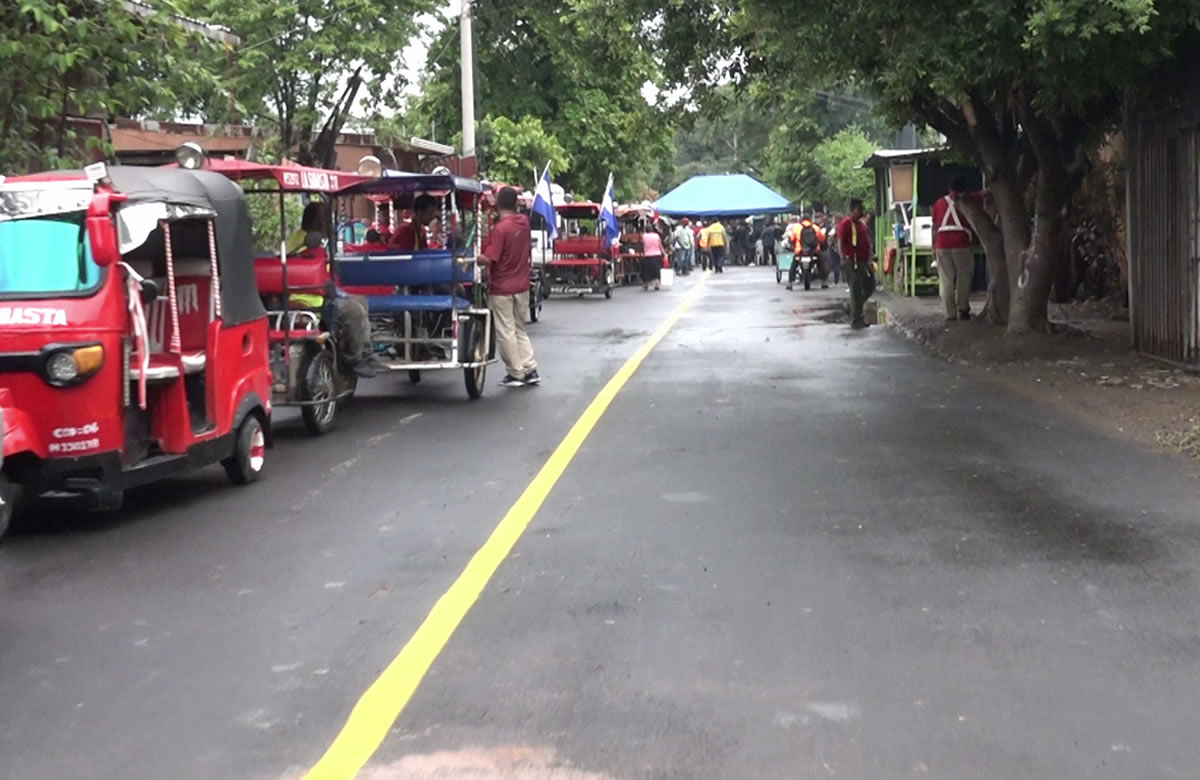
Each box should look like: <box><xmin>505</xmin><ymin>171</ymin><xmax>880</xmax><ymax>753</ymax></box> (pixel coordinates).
<box><xmin>1128</xmin><ymin>118</ymin><xmax>1200</xmax><ymax>367</ymax></box>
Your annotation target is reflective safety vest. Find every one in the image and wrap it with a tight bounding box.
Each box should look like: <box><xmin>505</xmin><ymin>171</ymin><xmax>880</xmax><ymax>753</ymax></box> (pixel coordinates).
<box><xmin>938</xmin><ymin>195</ymin><xmax>969</xmax><ymax>234</ymax></box>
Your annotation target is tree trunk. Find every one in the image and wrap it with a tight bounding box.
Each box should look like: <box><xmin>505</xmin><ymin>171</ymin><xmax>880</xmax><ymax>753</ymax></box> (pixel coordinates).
<box><xmin>1007</xmin><ymin>147</ymin><xmax>1077</xmax><ymax>334</ymax></box>
<box><xmin>959</xmin><ymin>195</ymin><xmax>1009</xmax><ymax>324</ymax></box>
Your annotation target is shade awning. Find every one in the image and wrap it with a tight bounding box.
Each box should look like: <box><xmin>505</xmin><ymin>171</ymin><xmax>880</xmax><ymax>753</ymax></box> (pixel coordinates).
<box><xmin>653</xmin><ymin>174</ymin><xmax>792</xmax><ymax>217</ymax></box>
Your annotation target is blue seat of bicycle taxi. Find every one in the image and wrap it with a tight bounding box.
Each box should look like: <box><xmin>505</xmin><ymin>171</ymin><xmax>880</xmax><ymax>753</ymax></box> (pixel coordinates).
<box><xmin>337</xmin><ymin>250</ymin><xmax>476</xmax><ymax>312</ymax></box>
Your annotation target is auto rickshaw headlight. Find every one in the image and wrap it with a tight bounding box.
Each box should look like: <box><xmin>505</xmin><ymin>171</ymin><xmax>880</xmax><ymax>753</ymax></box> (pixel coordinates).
<box><xmin>42</xmin><ymin>344</ymin><xmax>104</xmax><ymax>387</ymax></box>
<box><xmin>45</xmin><ymin>352</ymin><xmax>79</xmax><ymax>383</ymax></box>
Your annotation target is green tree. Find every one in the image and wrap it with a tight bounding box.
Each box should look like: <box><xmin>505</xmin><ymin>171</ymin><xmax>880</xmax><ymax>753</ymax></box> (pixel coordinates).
<box><xmin>651</xmin><ymin>0</ymin><xmax>1200</xmax><ymax>332</ymax></box>
<box><xmin>463</xmin><ymin>115</ymin><xmax>570</xmax><ymax>186</ymax></box>
<box><xmin>810</xmin><ymin>126</ymin><xmax>876</xmax><ymax>209</ymax></box>
<box><xmin>409</xmin><ymin>0</ymin><xmax>673</xmax><ymax>200</ymax></box>
<box><xmin>182</xmin><ymin>0</ymin><xmax>436</xmax><ymax>168</ymax></box>
<box><xmin>0</xmin><ymin>0</ymin><xmax>224</xmax><ymax>172</ymax></box>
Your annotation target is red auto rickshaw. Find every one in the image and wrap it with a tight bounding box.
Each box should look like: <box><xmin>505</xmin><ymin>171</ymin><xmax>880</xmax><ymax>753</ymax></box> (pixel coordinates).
<box><xmin>0</xmin><ymin>163</ymin><xmax>273</xmax><ymax>536</ymax></box>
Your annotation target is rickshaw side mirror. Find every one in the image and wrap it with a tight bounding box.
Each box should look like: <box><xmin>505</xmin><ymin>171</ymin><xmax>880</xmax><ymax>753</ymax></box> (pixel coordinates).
<box><xmin>139</xmin><ymin>278</ymin><xmax>159</xmax><ymax>304</ymax></box>
<box><xmin>85</xmin><ymin>188</ymin><xmax>126</xmax><ymax>267</ymax></box>
<box><xmin>86</xmin><ymin>213</ymin><xmax>120</xmax><ymax>267</ymax></box>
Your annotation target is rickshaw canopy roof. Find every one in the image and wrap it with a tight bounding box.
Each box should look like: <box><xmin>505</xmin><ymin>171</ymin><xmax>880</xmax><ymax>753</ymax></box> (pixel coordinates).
<box><xmin>336</xmin><ymin>171</ymin><xmax>484</xmax><ymax>204</ymax></box>
<box><xmin>556</xmin><ymin>202</ymin><xmax>601</xmax><ymax>219</ymax></box>
<box><xmin>171</xmin><ymin>158</ymin><xmax>369</xmax><ymax>193</ymax></box>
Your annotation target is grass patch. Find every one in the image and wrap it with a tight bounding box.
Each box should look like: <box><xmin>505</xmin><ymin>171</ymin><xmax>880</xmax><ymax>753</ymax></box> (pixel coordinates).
<box><xmin>1156</xmin><ymin>423</ymin><xmax>1200</xmax><ymax>460</ymax></box>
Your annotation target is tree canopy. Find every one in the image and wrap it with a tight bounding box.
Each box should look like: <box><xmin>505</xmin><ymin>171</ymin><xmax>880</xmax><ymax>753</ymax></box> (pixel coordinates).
<box><xmin>180</xmin><ymin>0</ymin><xmax>437</xmax><ymax>168</ymax></box>
<box><xmin>651</xmin><ymin>0</ymin><xmax>1200</xmax><ymax>332</ymax></box>
<box><xmin>0</xmin><ymin>0</ymin><xmax>224</xmax><ymax>171</ymax></box>
<box><xmin>408</xmin><ymin>0</ymin><xmax>673</xmax><ymax>200</ymax></box>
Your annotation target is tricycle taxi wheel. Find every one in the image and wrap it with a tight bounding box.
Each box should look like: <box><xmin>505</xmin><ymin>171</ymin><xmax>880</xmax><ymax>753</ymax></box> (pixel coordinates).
<box><xmin>529</xmin><ymin>288</ymin><xmax>540</xmax><ymax>323</ymax></box>
<box><xmin>0</xmin><ymin>473</ymin><xmax>17</xmax><ymax>542</ymax></box>
<box><xmin>776</xmin><ymin>266</ymin><xmax>782</xmax><ymax>284</ymax></box>
<box><xmin>604</xmin><ymin>286</ymin><xmax>614</xmax><ymax>299</ymax></box>
<box><xmin>461</xmin><ymin>319</ymin><xmax>487</xmax><ymax>400</ymax></box>
<box><xmin>408</xmin><ymin>370</ymin><xmax>422</xmax><ymax>384</ymax></box>
<box><xmin>223</xmin><ymin>414</ymin><xmax>266</xmax><ymax>485</ymax></box>
<box><xmin>803</xmin><ymin>263</ymin><xmax>812</xmax><ymax>291</ymax></box>
<box><xmin>300</xmin><ymin>349</ymin><xmax>338</xmax><ymax>436</ymax></box>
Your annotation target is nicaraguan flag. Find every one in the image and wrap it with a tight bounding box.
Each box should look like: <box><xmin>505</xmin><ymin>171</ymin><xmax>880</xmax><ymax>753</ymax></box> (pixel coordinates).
<box><xmin>531</xmin><ymin>162</ymin><xmax>558</xmax><ymax>240</ymax></box>
<box><xmin>600</xmin><ymin>173</ymin><xmax>620</xmax><ymax>246</ymax></box>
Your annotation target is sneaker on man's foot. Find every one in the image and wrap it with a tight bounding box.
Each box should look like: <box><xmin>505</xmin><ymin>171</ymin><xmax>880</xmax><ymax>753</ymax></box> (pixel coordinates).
<box><xmin>786</xmin><ymin>284</ymin><xmax>794</xmax><ymax>291</ymax></box>
<box><xmin>523</xmin><ymin>370</ymin><xmax>541</xmax><ymax>386</ymax></box>
<box><xmin>352</xmin><ymin>362</ymin><xmax>379</xmax><ymax>379</ymax></box>
<box><xmin>851</xmin><ymin>319</ymin><xmax>869</xmax><ymax>330</ymax></box>
<box><xmin>498</xmin><ymin>375</ymin><xmax>526</xmax><ymax>388</ymax></box>
<box><xmin>959</xmin><ymin>310</ymin><xmax>973</xmax><ymax>321</ymax></box>
<box><xmin>821</xmin><ymin>283</ymin><xmax>830</xmax><ymax>289</ymax></box>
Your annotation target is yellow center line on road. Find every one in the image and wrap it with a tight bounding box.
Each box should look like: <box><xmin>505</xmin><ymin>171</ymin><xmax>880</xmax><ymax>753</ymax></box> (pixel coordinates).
<box><xmin>303</xmin><ymin>272</ymin><xmax>711</xmax><ymax>780</ymax></box>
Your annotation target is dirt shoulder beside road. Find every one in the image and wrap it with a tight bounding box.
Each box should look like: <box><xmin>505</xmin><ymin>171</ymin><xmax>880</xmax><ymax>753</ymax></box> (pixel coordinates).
<box><xmin>873</xmin><ymin>292</ymin><xmax>1200</xmax><ymax>469</ymax></box>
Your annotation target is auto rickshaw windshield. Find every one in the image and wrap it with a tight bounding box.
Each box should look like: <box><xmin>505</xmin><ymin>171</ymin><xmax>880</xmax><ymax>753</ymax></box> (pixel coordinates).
<box><xmin>0</xmin><ymin>212</ymin><xmax>101</xmax><ymax>296</ymax></box>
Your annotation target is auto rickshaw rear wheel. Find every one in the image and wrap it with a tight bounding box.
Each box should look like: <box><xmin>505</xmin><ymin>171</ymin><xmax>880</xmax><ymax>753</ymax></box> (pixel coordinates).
<box><xmin>300</xmin><ymin>349</ymin><xmax>338</xmax><ymax>436</ymax></box>
<box><xmin>408</xmin><ymin>370</ymin><xmax>422</xmax><ymax>384</ymax></box>
<box><xmin>223</xmin><ymin>414</ymin><xmax>266</xmax><ymax>485</ymax></box>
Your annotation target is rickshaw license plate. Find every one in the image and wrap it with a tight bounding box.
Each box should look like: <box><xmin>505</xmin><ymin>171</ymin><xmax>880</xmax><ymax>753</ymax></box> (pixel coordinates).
<box><xmin>551</xmin><ymin>286</ymin><xmax>595</xmax><ymax>294</ymax></box>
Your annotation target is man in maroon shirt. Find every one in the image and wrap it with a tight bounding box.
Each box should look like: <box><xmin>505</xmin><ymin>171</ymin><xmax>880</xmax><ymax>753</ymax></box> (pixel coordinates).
<box><xmin>389</xmin><ymin>194</ymin><xmax>439</xmax><ymax>251</ymax></box>
<box><xmin>479</xmin><ymin>187</ymin><xmax>539</xmax><ymax>387</ymax></box>
<box><xmin>837</xmin><ymin>198</ymin><xmax>874</xmax><ymax>330</ymax></box>
<box><xmin>932</xmin><ymin>176</ymin><xmax>978</xmax><ymax>321</ymax></box>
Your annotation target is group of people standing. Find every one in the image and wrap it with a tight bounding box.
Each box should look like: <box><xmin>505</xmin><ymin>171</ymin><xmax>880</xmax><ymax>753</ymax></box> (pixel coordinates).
<box><xmin>666</xmin><ymin>218</ymin><xmax>730</xmax><ymax>275</ymax></box>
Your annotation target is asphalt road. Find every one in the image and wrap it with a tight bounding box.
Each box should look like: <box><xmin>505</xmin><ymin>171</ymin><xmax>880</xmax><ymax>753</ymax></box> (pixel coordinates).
<box><xmin>2</xmin><ymin>267</ymin><xmax>1199</xmax><ymax>780</ymax></box>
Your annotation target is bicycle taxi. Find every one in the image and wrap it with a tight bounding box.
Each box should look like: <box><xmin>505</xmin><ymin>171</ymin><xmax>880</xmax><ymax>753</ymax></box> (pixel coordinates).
<box><xmin>547</xmin><ymin>202</ymin><xmax>619</xmax><ymax>299</ymax></box>
<box><xmin>0</xmin><ymin>163</ymin><xmax>272</xmax><ymax>534</ymax></box>
<box><xmin>172</xmin><ymin>147</ymin><xmax>372</xmax><ymax>435</ymax></box>
<box><xmin>332</xmin><ymin>171</ymin><xmax>497</xmax><ymax>398</ymax></box>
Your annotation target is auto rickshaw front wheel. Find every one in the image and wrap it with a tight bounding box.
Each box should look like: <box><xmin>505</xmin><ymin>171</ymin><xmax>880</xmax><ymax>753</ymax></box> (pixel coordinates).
<box><xmin>223</xmin><ymin>414</ymin><xmax>267</xmax><ymax>485</ymax></box>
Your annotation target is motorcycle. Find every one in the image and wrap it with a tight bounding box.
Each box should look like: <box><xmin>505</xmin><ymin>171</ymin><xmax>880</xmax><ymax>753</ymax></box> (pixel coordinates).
<box><xmin>796</xmin><ymin>252</ymin><xmax>820</xmax><ymax>291</ymax></box>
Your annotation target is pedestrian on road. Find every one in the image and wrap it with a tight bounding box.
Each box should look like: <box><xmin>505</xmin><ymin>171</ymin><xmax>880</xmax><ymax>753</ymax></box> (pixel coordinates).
<box><xmin>708</xmin><ymin>219</ymin><xmax>728</xmax><ymax>273</ymax></box>
<box><xmin>478</xmin><ymin>186</ymin><xmax>540</xmax><ymax>388</ymax></box>
<box><xmin>697</xmin><ymin>221</ymin><xmax>711</xmax><ymax>271</ymax></box>
<box><xmin>760</xmin><ymin>220</ymin><xmax>777</xmax><ymax>268</ymax></box>
<box><xmin>933</xmin><ymin>175</ymin><xmax>978</xmax><ymax>321</ymax></box>
<box><xmin>838</xmin><ymin>198</ymin><xmax>874</xmax><ymax>330</ymax></box>
<box><xmin>641</xmin><ymin>223</ymin><xmax>664</xmax><ymax>291</ymax></box>
<box><xmin>672</xmin><ymin>218</ymin><xmax>694</xmax><ymax>275</ymax></box>
<box><xmin>821</xmin><ymin>212</ymin><xmax>841</xmax><ymax>285</ymax></box>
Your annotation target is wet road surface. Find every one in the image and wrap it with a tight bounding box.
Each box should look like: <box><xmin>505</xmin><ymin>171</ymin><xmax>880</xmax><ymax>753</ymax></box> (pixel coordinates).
<box><xmin>2</xmin><ymin>268</ymin><xmax>1199</xmax><ymax>779</ymax></box>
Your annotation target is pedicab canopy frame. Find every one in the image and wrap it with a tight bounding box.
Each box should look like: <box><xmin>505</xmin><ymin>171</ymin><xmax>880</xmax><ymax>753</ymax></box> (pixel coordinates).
<box><xmin>332</xmin><ymin>171</ymin><xmax>497</xmax><ymax>399</ymax></box>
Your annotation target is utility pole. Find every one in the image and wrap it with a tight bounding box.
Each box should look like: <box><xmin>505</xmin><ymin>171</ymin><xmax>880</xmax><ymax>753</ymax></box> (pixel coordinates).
<box><xmin>460</xmin><ymin>0</ymin><xmax>477</xmax><ymax>169</ymax></box>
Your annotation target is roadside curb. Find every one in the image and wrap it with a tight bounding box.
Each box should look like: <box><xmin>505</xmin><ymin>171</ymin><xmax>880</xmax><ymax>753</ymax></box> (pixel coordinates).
<box><xmin>873</xmin><ymin>296</ymin><xmax>971</xmax><ymax>366</ymax></box>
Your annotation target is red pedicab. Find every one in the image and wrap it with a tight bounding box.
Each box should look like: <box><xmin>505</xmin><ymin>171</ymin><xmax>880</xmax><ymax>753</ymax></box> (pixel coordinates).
<box><xmin>547</xmin><ymin>202</ymin><xmax>619</xmax><ymax>299</ymax></box>
<box><xmin>172</xmin><ymin>148</ymin><xmax>373</xmax><ymax>435</ymax></box>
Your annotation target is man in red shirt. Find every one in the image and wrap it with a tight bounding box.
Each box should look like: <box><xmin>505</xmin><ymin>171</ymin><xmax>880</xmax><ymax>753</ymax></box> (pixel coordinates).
<box><xmin>837</xmin><ymin>198</ymin><xmax>874</xmax><ymax>330</ymax></box>
<box><xmin>388</xmin><ymin>194</ymin><xmax>439</xmax><ymax>251</ymax></box>
<box><xmin>479</xmin><ymin>187</ymin><xmax>539</xmax><ymax>387</ymax></box>
<box><xmin>932</xmin><ymin>175</ymin><xmax>977</xmax><ymax>321</ymax></box>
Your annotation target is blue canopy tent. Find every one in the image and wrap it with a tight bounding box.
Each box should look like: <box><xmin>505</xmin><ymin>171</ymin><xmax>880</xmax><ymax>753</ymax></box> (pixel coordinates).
<box><xmin>653</xmin><ymin>174</ymin><xmax>792</xmax><ymax>217</ymax></box>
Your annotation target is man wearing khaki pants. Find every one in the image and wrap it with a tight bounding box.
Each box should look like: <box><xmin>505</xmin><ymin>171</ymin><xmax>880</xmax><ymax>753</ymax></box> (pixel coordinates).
<box><xmin>478</xmin><ymin>187</ymin><xmax>539</xmax><ymax>388</ymax></box>
<box><xmin>932</xmin><ymin>176</ymin><xmax>977</xmax><ymax>321</ymax></box>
